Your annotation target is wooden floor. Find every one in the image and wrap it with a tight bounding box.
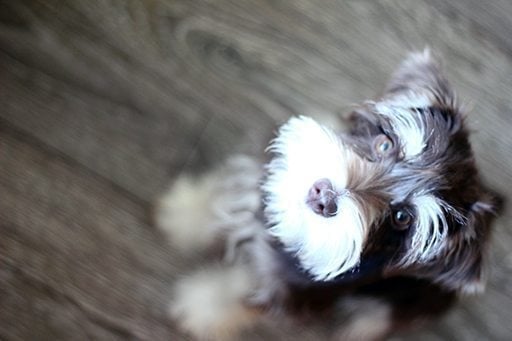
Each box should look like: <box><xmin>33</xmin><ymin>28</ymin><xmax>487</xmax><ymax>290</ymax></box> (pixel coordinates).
<box><xmin>1</xmin><ymin>1</ymin><xmax>512</xmax><ymax>340</ymax></box>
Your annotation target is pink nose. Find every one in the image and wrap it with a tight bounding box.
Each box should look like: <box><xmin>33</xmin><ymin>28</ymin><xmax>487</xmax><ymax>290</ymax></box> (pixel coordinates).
<box><xmin>306</xmin><ymin>179</ymin><xmax>338</xmax><ymax>217</ymax></box>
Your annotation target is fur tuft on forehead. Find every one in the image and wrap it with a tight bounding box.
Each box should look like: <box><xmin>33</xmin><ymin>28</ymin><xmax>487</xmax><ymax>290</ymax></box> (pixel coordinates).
<box><xmin>262</xmin><ymin>116</ymin><xmax>384</xmax><ymax>281</ymax></box>
<box><xmin>373</xmin><ymin>93</ymin><xmax>431</xmax><ymax>159</ymax></box>
<box><xmin>397</xmin><ymin>194</ymin><xmax>466</xmax><ymax>267</ymax></box>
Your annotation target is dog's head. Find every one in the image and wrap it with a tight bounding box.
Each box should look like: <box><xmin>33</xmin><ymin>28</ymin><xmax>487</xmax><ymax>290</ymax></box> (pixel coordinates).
<box><xmin>262</xmin><ymin>50</ymin><xmax>495</xmax><ymax>294</ymax></box>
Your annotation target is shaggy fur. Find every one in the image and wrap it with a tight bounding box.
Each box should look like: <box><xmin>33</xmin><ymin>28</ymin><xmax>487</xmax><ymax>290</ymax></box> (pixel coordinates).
<box><xmin>157</xmin><ymin>50</ymin><xmax>497</xmax><ymax>340</ymax></box>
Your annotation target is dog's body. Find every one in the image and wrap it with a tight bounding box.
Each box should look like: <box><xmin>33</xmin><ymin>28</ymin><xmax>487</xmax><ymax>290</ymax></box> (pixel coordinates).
<box><xmin>156</xmin><ymin>51</ymin><xmax>496</xmax><ymax>340</ymax></box>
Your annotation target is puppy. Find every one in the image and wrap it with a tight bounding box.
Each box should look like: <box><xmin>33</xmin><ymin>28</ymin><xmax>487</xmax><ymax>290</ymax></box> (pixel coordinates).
<box><xmin>156</xmin><ymin>50</ymin><xmax>497</xmax><ymax>340</ymax></box>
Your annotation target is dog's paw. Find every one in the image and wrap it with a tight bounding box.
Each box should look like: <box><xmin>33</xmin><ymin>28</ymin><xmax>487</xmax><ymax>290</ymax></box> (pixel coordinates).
<box><xmin>332</xmin><ymin>297</ymin><xmax>392</xmax><ymax>341</ymax></box>
<box><xmin>170</xmin><ymin>265</ymin><xmax>259</xmax><ymax>340</ymax></box>
<box><xmin>155</xmin><ymin>172</ymin><xmax>222</xmax><ymax>254</ymax></box>
<box><xmin>154</xmin><ymin>155</ymin><xmax>262</xmax><ymax>255</ymax></box>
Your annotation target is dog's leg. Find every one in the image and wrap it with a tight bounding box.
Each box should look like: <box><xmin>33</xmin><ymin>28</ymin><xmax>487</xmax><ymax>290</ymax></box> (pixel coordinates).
<box><xmin>158</xmin><ymin>156</ymin><xmax>266</xmax><ymax>338</ymax></box>
<box><xmin>154</xmin><ymin>155</ymin><xmax>262</xmax><ymax>256</ymax></box>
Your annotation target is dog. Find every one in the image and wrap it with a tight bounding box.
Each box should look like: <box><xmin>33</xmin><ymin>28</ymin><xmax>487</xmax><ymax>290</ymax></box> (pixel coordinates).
<box><xmin>155</xmin><ymin>50</ymin><xmax>497</xmax><ymax>340</ymax></box>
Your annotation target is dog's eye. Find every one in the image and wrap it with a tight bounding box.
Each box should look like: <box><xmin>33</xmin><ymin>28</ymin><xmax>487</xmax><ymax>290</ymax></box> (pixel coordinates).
<box><xmin>373</xmin><ymin>134</ymin><xmax>394</xmax><ymax>158</ymax></box>
<box><xmin>392</xmin><ymin>208</ymin><xmax>413</xmax><ymax>230</ymax></box>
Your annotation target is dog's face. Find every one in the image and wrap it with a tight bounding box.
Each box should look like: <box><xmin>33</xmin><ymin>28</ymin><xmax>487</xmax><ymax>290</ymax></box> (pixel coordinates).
<box><xmin>262</xmin><ymin>51</ymin><xmax>495</xmax><ymax>293</ymax></box>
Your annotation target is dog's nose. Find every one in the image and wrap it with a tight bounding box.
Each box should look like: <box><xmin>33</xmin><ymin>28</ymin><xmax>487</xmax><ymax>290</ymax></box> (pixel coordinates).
<box><xmin>306</xmin><ymin>179</ymin><xmax>338</xmax><ymax>217</ymax></box>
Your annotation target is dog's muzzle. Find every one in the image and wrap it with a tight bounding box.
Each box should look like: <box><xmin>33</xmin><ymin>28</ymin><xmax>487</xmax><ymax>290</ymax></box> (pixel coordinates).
<box><xmin>262</xmin><ymin>116</ymin><xmax>388</xmax><ymax>281</ymax></box>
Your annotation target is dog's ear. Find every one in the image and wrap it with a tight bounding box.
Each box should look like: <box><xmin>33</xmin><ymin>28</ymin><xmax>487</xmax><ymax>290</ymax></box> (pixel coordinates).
<box><xmin>385</xmin><ymin>49</ymin><xmax>455</xmax><ymax>108</ymax></box>
<box><xmin>435</xmin><ymin>195</ymin><xmax>497</xmax><ymax>295</ymax></box>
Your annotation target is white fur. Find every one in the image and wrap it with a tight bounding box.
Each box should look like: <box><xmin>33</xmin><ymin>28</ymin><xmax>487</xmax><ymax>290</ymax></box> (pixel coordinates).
<box><xmin>400</xmin><ymin>48</ymin><xmax>433</xmax><ymax>73</ymax></box>
<box><xmin>170</xmin><ymin>264</ymin><xmax>258</xmax><ymax>340</ymax></box>
<box><xmin>262</xmin><ymin>116</ymin><xmax>375</xmax><ymax>281</ymax></box>
<box><xmin>155</xmin><ymin>174</ymin><xmax>222</xmax><ymax>253</ymax></box>
<box><xmin>400</xmin><ymin>194</ymin><xmax>462</xmax><ymax>266</ymax></box>
<box><xmin>374</xmin><ymin>93</ymin><xmax>431</xmax><ymax>159</ymax></box>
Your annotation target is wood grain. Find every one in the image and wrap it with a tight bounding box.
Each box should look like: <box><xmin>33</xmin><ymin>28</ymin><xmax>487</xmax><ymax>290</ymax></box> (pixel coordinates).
<box><xmin>1</xmin><ymin>0</ymin><xmax>512</xmax><ymax>339</ymax></box>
